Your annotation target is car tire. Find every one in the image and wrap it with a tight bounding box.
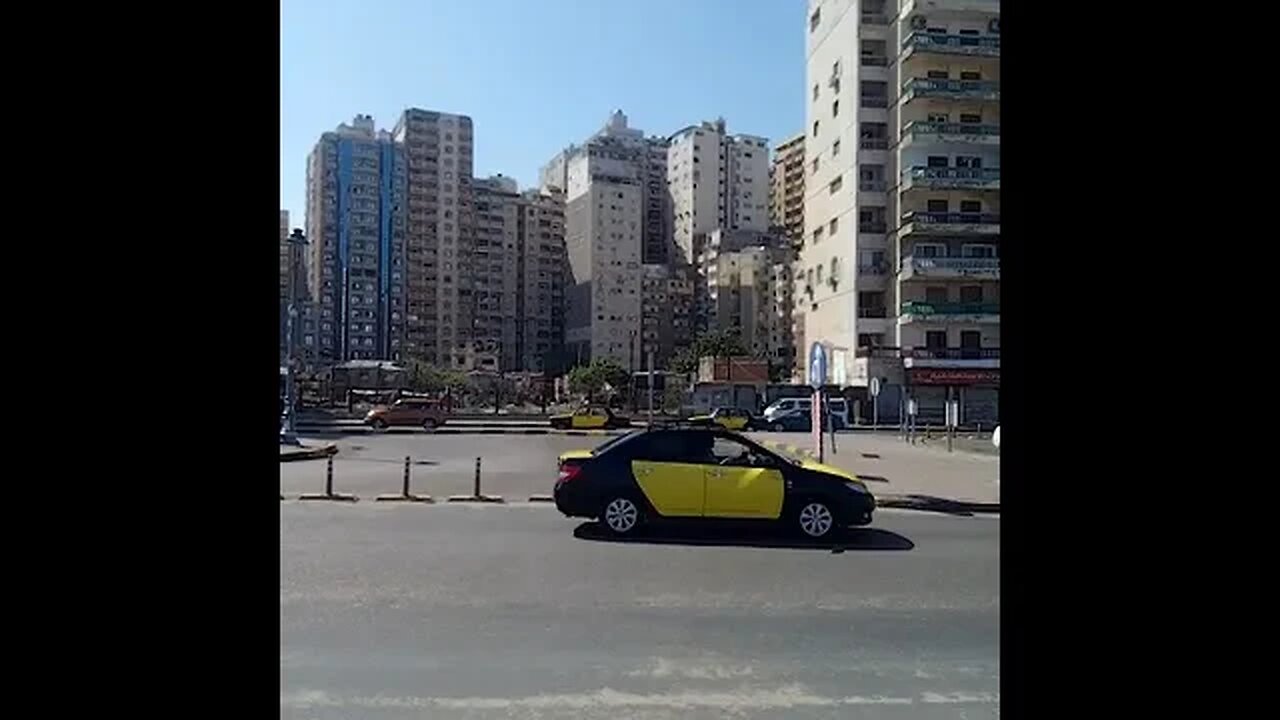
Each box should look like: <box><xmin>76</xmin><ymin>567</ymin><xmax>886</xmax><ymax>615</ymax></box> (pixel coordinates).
<box><xmin>772</xmin><ymin>422</ymin><xmax>785</xmax><ymax>432</ymax></box>
<box><xmin>599</xmin><ymin>495</ymin><xmax>643</xmax><ymax>536</ymax></box>
<box><xmin>370</xmin><ymin>418</ymin><xmax>388</xmax><ymax>430</ymax></box>
<box><xmin>422</xmin><ymin>418</ymin><xmax>439</xmax><ymax>430</ymax></box>
<box><xmin>792</xmin><ymin>498</ymin><xmax>838</xmax><ymax>540</ymax></box>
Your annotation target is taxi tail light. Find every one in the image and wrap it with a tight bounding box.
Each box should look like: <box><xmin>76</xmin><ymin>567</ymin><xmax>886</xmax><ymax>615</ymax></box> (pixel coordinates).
<box><xmin>558</xmin><ymin>463</ymin><xmax>584</xmax><ymax>482</ymax></box>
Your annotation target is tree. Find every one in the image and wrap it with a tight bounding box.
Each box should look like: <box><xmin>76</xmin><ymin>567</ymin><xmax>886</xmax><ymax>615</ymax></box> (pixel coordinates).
<box><xmin>566</xmin><ymin>358</ymin><xmax>628</xmax><ymax>402</ymax></box>
<box><xmin>670</xmin><ymin>328</ymin><xmax>748</xmax><ymax>375</ymax></box>
<box><xmin>404</xmin><ymin>358</ymin><xmax>467</xmax><ymax>395</ymax></box>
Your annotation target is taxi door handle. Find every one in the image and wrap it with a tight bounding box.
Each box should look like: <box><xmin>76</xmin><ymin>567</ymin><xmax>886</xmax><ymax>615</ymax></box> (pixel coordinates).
<box><xmin>706</xmin><ymin>469</ymin><xmax>723</xmax><ymax>477</ymax></box>
<box><xmin>635</xmin><ymin>467</ymin><xmax>651</xmax><ymax>476</ymax></box>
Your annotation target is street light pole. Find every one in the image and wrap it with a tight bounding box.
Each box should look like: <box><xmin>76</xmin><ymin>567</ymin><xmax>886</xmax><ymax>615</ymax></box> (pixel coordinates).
<box><xmin>281</xmin><ymin>228</ymin><xmax>308</xmax><ymax>446</ymax></box>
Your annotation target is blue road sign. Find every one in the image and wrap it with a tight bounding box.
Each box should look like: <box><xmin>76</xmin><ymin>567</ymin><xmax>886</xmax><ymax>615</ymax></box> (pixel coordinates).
<box><xmin>808</xmin><ymin>342</ymin><xmax>828</xmax><ymax>389</ymax></box>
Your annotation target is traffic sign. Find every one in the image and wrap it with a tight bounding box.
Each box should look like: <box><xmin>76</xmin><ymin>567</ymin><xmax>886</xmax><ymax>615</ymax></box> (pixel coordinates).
<box><xmin>808</xmin><ymin>342</ymin><xmax>828</xmax><ymax>389</ymax></box>
<box><xmin>869</xmin><ymin>377</ymin><xmax>881</xmax><ymax>398</ymax></box>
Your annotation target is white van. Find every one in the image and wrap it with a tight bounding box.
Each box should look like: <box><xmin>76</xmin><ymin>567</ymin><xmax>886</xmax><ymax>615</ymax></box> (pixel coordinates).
<box><xmin>763</xmin><ymin>397</ymin><xmax>849</xmax><ymax>426</ymax></box>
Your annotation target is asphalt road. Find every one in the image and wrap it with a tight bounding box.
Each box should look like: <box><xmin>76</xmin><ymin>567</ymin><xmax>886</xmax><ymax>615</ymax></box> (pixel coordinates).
<box><xmin>281</xmin><ymin>503</ymin><xmax>999</xmax><ymax>719</ymax></box>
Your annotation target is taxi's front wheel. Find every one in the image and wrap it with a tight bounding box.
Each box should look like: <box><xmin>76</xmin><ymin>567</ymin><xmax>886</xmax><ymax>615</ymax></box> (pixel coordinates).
<box><xmin>793</xmin><ymin>499</ymin><xmax>837</xmax><ymax>539</ymax></box>
<box><xmin>600</xmin><ymin>495</ymin><xmax>643</xmax><ymax>536</ymax></box>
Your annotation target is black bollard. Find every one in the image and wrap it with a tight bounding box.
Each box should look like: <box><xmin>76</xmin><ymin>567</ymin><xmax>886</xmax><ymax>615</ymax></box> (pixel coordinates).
<box><xmin>403</xmin><ymin>455</ymin><xmax>411</xmax><ymax>497</ymax></box>
<box><xmin>325</xmin><ymin>455</ymin><xmax>334</xmax><ymax>496</ymax></box>
<box><xmin>474</xmin><ymin>457</ymin><xmax>482</xmax><ymax>498</ymax></box>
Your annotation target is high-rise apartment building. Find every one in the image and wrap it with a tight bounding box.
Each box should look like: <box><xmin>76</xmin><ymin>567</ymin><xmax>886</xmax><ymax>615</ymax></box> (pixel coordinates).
<box><xmin>640</xmin><ymin>264</ymin><xmax>695</xmax><ymax>369</ymax></box>
<box><xmin>514</xmin><ymin>187</ymin><xmax>567</xmax><ymax>372</ymax></box>
<box><xmin>667</xmin><ymin>119</ymin><xmax>771</xmax><ymax>268</ymax></box>
<box><xmin>390</xmin><ymin>108</ymin><xmax>475</xmax><ymax>368</ymax></box>
<box><xmin>801</xmin><ymin>0</ymin><xmax>999</xmax><ymax>423</ymax></box>
<box><xmin>544</xmin><ymin>111</ymin><xmax>654</xmax><ymax>368</ymax></box>
<box><xmin>769</xmin><ymin>133</ymin><xmax>806</xmax><ymax>248</ymax></box>
<box><xmin>470</xmin><ymin>175</ymin><xmax>521</xmax><ymax>371</ymax></box>
<box><xmin>279</xmin><ymin>210</ymin><xmax>292</xmax><ymax>300</ymax></box>
<box><xmin>305</xmin><ymin>115</ymin><xmax>407</xmax><ymax>363</ymax></box>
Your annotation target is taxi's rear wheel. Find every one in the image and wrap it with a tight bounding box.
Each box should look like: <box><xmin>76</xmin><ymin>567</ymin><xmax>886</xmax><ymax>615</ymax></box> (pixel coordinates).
<box><xmin>600</xmin><ymin>495</ymin><xmax>643</xmax><ymax>536</ymax></box>
<box><xmin>793</xmin><ymin>499</ymin><xmax>837</xmax><ymax>539</ymax></box>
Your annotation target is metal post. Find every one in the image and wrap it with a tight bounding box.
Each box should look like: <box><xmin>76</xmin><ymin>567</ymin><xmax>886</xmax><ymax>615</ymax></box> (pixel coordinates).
<box><xmin>647</xmin><ymin>351</ymin><xmax>655</xmax><ymax>425</ymax></box>
<box><xmin>403</xmin><ymin>456</ymin><xmax>411</xmax><ymax>497</ymax></box>
<box><xmin>946</xmin><ymin>386</ymin><xmax>954</xmax><ymax>453</ymax></box>
<box><xmin>474</xmin><ymin>457</ymin><xmax>482</xmax><ymax>498</ymax></box>
<box><xmin>325</xmin><ymin>455</ymin><xmax>334</xmax><ymax>496</ymax></box>
<box><xmin>872</xmin><ymin>391</ymin><xmax>879</xmax><ymax>431</ymax></box>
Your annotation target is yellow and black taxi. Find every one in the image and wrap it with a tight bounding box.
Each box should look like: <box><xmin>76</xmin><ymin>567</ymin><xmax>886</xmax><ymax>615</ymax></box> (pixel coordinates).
<box><xmin>554</xmin><ymin>427</ymin><xmax>874</xmax><ymax>539</ymax></box>
<box><xmin>685</xmin><ymin>407</ymin><xmax>763</xmax><ymax>431</ymax></box>
<box><xmin>549</xmin><ymin>405</ymin><xmax>633</xmax><ymax>430</ymax></box>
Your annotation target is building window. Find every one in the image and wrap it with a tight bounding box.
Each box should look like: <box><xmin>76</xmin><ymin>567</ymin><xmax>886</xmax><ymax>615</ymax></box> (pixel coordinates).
<box><xmin>857</xmin><ymin>333</ymin><xmax>884</xmax><ymax>348</ymax></box>
<box><xmin>960</xmin><ymin>200</ymin><xmax>982</xmax><ymax>213</ymax></box>
<box><xmin>810</xmin><ymin>8</ymin><xmax>820</xmax><ymax>31</ymax></box>
<box><xmin>925</xmin><ymin>286</ymin><xmax>948</xmax><ymax>304</ymax></box>
<box><xmin>927</xmin><ymin>70</ymin><xmax>949</xmax><ymax>79</ymax></box>
<box><xmin>960</xmin><ymin>285</ymin><xmax>984</xmax><ymax>303</ymax></box>
<box><xmin>961</xmin><ymin>244</ymin><xmax>996</xmax><ymax>258</ymax></box>
<box><xmin>832</xmin><ymin>100</ymin><xmax>839</xmax><ymax>117</ymax></box>
<box><xmin>960</xmin><ymin>113</ymin><xmax>982</xmax><ymax>124</ymax></box>
<box><xmin>828</xmin><ymin>175</ymin><xmax>842</xmax><ymax>194</ymax></box>
<box><xmin>812</xmin><ymin>120</ymin><xmax>819</xmax><ymax>138</ymax></box>
<box><xmin>927</xmin><ymin>199</ymin><xmax>949</xmax><ymax>213</ymax></box>
<box><xmin>956</xmin><ymin>156</ymin><xmax>983</xmax><ymax>168</ymax></box>
<box><xmin>961</xmin><ymin>71</ymin><xmax>982</xmax><ymax>80</ymax></box>
<box><xmin>811</xmin><ymin>157</ymin><xmax>820</xmax><ymax>175</ymax></box>
<box><xmin>813</xmin><ymin>227</ymin><xmax>823</xmax><ymax>244</ymax></box>
<box><xmin>927</xmin><ymin>155</ymin><xmax>949</xmax><ymax>168</ymax></box>
<box><xmin>812</xmin><ymin>83</ymin><xmax>819</xmax><ymax>101</ymax></box>
<box><xmin>832</xmin><ymin>139</ymin><xmax>840</xmax><ymax>157</ymax></box>
<box><xmin>925</xmin><ymin>331</ymin><xmax>947</xmax><ymax>349</ymax></box>
<box><xmin>829</xmin><ymin>217</ymin><xmax>839</xmax><ymax>235</ymax></box>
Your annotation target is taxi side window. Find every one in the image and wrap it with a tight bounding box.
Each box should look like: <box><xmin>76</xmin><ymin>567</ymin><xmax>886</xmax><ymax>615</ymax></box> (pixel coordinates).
<box><xmin>710</xmin><ymin>437</ymin><xmax>752</xmax><ymax>466</ymax></box>
<box><xmin>574</xmin><ymin>407</ymin><xmax>591</xmax><ymax>416</ymax></box>
<box><xmin>591</xmin><ymin>408</ymin><xmax>609</xmax><ymax>417</ymax></box>
<box><xmin>639</xmin><ymin>431</ymin><xmax>711</xmax><ymax>464</ymax></box>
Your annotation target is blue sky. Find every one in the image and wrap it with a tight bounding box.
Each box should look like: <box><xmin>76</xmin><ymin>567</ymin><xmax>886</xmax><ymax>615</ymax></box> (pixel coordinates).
<box><xmin>280</xmin><ymin>0</ymin><xmax>805</xmax><ymax>228</ymax></box>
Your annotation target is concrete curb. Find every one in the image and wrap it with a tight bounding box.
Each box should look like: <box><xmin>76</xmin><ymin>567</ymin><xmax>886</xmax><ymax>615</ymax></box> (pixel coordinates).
<box><xmin>374</xmin><ymin>494</ymin><xmax>434</xmax><ymax>503</ymax></box>
<box><xmin>296</xmin><ymin>426</ymin><xmax>628</xmax><ymax>437</ymax></box>
<box><xmin>446</xmin><ymin>495</ymin><xmax>506</xmax><ymax>503</ymax></box>
<box><xmin>527</xmin><ymin>495</ymin><xmax>554</xmax><ymax>503</ymax></box>
<box><xmin>298</xmin><ymin>493</ymin><xmax>358</xmax><ymax>502</ymax></box>
<box><xmin>876</xmin><ymin>494</ymin><xmax>999</xmax><ymax>515</ymax></box>
<box><xmin>280</xmin><ymin>444</ymin><xmax>338</xmax><ymax>462</ymax></box>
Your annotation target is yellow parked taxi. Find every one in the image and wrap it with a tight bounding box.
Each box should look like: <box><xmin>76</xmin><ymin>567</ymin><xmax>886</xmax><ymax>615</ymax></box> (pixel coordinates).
<box><xmin>549</xmin><ymin>405</ymin><xmax>632</xmax><ymax>430</ymax></box>
<box><xmin>686</xmin><ymin>407</ymin><xmax>761</xmax><ymax>431</ymax></box>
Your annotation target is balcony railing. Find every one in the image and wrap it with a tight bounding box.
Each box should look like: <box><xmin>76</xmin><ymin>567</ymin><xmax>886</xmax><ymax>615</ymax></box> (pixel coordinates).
<box><xmin>901</xmin><ymin>255</ymin><xmax>1000</xmax><ymax>277</ymax></box>
<box><xmin>901</xmin><ymin>78</ymin><xmax>1000</xmax><ymax>101</ymax></box>
<box><xmin>903</xmin><ymin>166</ymin><xmax>1000</xmax><ymax>190</ymax></box>
<box><xmin>858</xmin><ymin>306</ymin><xmax>888</xmax><ymax>318</ymax></box>
<box><xmin>900</xmin><ymin>301</ymin><xmax>999</xmax><ymax>316</ymax></box>
<box><xmin>859</xmin><ymin>180</ymin><xmax>887</xmax><ymax>192</ymax></box>
<box><xmin>902</xmin><ymin>211</ymin><xmax>1001</xmax><ymax>226</ymax></box>
<box><xmin>902</xmin><ymin>121</ymin><xmax>1000</xmax><ymax>139</ymax></box>
<box><xmin>860</xmin><ymin>56</ymin><xmax>889</xmax><ymax>67</ymax></box>
<box><xmin>859</xmin><ymin>138</ymin><xmax>889</xmax><ymax>150</ymax></box>
<box><xmin>858</xmin><ymin>263</ymin><xmax>890</xmax><ymax>275</ymax></box>
<box><xmin>859</xmin><ymin>222</ymin><xmax>888</xmax><ymax>234</ymax></box>
<box><xmin>855</xmin><ymin>346</ymin><xmax>1001</xmax><ymax>359</ymax></box>
<box><xmin>861</xmin><ymin>13</ymin><xmax>890</xmax><ymax>26</ymax></box>
<box><xmin>860</xmin><ymin>96</ymin><xmax>889</xmax><ymax>108</ymax></box>
<box><xmin>902</xmin><ymin>31</ymin><xmax>1000</xmax><ymax>57</ymax></box>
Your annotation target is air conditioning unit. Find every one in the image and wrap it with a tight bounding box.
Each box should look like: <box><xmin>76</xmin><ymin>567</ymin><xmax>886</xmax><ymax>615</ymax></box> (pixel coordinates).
<box><xmin>910</xmin><ymin>15</ymin><xmax>927</xmax><ymax>30</ymax></box>
<box><xmin>988</xmin><ymin>17</ymin><xmax>1000</xmax><ymax>33</ymax></box>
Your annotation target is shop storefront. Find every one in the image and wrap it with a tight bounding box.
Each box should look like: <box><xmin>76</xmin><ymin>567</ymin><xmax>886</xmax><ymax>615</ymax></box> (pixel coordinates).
<box><xmin>907</xmin><ymin>367</ymin><xmax>1000</xmax><ymax>426</ymax></box>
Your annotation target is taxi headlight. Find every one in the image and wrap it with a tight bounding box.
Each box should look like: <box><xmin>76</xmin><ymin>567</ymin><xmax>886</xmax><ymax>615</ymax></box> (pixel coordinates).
<box><xmin>845</xmin><ymin>481</ymin><xmax>869</xmax><ymax>494</ymax></box>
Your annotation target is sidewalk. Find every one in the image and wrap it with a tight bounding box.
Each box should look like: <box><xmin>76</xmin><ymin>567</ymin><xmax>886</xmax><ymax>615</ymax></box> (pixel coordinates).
<box><xmin>761</xmin><ymin>432</ymin><xmax>1000</xmax><ymax>507</ymax></box>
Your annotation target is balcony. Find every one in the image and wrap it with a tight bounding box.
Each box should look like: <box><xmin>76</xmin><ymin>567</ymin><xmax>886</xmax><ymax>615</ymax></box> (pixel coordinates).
<box><xmin>860</xmin><ymin>95</ymin><xmax>889</xmax><ymax>109</ymax></box>
<box><xmin>899</xmin><ymin>211</ymin><xmax>1000</xmax><ymax>237</ymax></box>
<box><xmin>858</xmin><ymin>262</ymin><xmax>890</xmax><ymax>276</ymax></box>
<box><xmin>899</xmin><ymin>255</ymin><xmax>1000</xmax><ymax>280</ymax></box>
<box><xmin>859</xmin><ymin>138</ymin><xmax>889</xmax><ymax>150</ymax></box>
<box><xmin>901</xmin><ymin>166</ymin><xmax>1000</xmax><ymax>192</ymax></box>
<box><xmin>859</xmin><ymin>180</ymin><xmax>887</xmax><ymax>192</ymax></box>
<box><xmin>901</xmin><ymin>78</ymin><xmax>1000</xmax><ymax>103</ymax></box>
<box><xmin>900</xmin><ymin>121</ymin><xmax>1000</xmax><ymax>148</ymax></box>
<box><xmin>901</xmin><ymin>31</ymin><xmax>1000</xmax><ymax>59</ymax></box>
<box><xmin>860</xmin><ymin>55</ymin><xmax>889</xmax><ymax>67</ymax></box>
<box><xmin>859</xmin><ymin>222</ymin><xmax>888</xmax><ymax>234</ymax></box>
<box><xmin>861</xmin><ymin>13</ymin><xmax>890</xmax><ymax>26</ymax></box>
<box><xmin>855</xmin><ymin>345</ymin><xmax>1000</xmax><ymax>368</ymax></box>
<box><xmin>899</xmin><ymin>301</ymin><xmax>1000</xmax><ymax>324</ymax></box>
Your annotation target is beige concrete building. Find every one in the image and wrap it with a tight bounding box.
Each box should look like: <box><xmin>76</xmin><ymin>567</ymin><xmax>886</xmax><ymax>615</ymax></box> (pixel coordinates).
<box><xmin>667</xmin><ymin>119</ymin><xmax>770</xmax><ymax>268</ymax></box>
<box><xmin>390</xmin><ymin>108</ymin><xmax>475</xmax><ymax>368</ymax></box>
<box><xmin>706</xmin><ymin>244</ymin><xmax>797</xmax><ymax>375</ymax></box>
<box><xmin>801</xmin><ymin>0</ymin><xmax>999</xmax><ymax>423</ymax></box>
<box><xmin>470</xmin><ymin>174</ymin><xmax>522</xmax><ymax>371</ymax></box>
<box><xmin>279</xmin><ymin>210</ymin><xmax>292</xmax><ymax>300</ymax></box>
<box><xmin>640</xmin><ymin>264</ymin><xmax>695</xmax><ymax>370</ymax></box>
<box><xmin>769</xmin><ymin>133</ymin><xmax>806</xmax><ymax>248</ymax></box>
<box><xmin>543</xmin><ymin>111</ymin><xmax>652</xmax><ymax>369</ymax></box>
<box><xmin>514</xmin><ymin>187</ymin><xmax>567</xmax><ymax>372</ymax></box>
